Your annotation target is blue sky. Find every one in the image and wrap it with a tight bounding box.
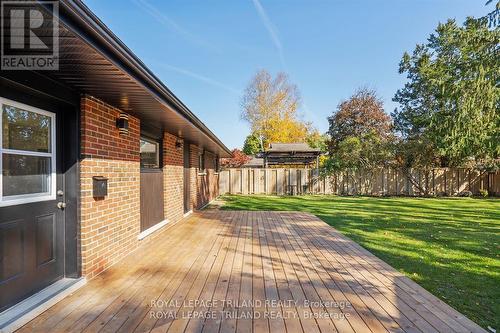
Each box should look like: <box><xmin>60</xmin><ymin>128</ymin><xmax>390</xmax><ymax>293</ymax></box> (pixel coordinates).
<box><xmin>84</xmin><ymin>0</ymin><xmax>488</xmax><ymax>149</ymax></box>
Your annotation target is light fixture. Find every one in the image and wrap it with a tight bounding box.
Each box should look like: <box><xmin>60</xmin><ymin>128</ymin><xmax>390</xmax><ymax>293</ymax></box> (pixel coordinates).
<box><xmin>116</xmin><ymin>113</ymin><xmax>129</xmax><ymax>135</ymax></box>
<box><xmin>175</xmin><ymin>139</ymin><xmax>183</xmax><ymax>151</ymax></box>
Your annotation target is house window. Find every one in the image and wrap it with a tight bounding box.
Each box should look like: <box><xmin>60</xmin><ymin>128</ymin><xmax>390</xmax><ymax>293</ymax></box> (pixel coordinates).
<box><xmin>0</xmin><ymin>98</ymin><xmax>56</xmax><ymax>206</ymax></box>
<box><xmin>215</xmin><ymin>156</ymin><xmax>220</xmax><ymax>173</ymax></box>
<box><xmin>198</xmin><ymin>150</ymin><xmax>205</xmax><ymax>173</ymax></box>
<box><xmin>140</xmin><ymin>137</ymin><xmax>159</xmax><ymax>168</ymax></box>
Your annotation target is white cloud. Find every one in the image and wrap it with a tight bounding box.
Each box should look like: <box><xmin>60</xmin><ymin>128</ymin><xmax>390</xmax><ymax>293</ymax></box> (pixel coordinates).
<box><xmin>159</xmin><ymin>64</ymin><xmax>240</xmax><ymax>95</ymax></box>
<box><xmin>132</xmin><ymin>0</ymin><xmax>220</xmax><ymax>53</ymax></box>
<box><xmin>252</xmin><ymin>0</ymin><xmax>286</xmax><ymax>67</ymax></box>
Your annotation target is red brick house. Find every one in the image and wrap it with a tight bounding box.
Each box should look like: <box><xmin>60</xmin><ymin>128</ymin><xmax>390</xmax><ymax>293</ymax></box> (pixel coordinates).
<box><xmin>0</xmin><ymin>0</ymin><xmax>230</xmax><ymax>320</ymax></box>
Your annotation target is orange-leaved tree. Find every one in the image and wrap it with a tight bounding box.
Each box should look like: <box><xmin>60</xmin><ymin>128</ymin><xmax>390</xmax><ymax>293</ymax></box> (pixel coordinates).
<box><xmin>220</xmin><ymin>149</ymin><xmax>251</xmax><ymax>168</ymax></box>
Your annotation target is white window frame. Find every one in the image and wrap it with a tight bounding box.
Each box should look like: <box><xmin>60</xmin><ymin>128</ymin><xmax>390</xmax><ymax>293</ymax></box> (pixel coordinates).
<box><xmin>0</xmin><ymin>97</ymin><xmax>57</xmax><ymax>207</ymax></box>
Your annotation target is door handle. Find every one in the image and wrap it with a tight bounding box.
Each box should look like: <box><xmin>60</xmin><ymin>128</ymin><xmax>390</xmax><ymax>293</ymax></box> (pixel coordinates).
<box><xmin>57</xmin><ymin>202</ymin><xmax>67</xmax><ymax>209</ymax></box>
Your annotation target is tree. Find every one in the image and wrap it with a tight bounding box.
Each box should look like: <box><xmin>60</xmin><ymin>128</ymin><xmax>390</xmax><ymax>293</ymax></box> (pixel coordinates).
<box><xmin>242</xmin><ymin>133</ymin><xmax>262</xmax><ymax>155</ymax></box>
<box><xmin>220</xmin><ymin>149</ymin><xmax>250</xmax><ymax>168</ymax></box>
<box><xmin>329</xmin><ymin>131</ymin><xmax>392</xmax><ymax>170</ymax></box>
<box><xmin>392</xmin><ymin>17</ymin><xmax>500</xmax><ymax>167</ymax></box>
<box><xmin>322</xmin><ymin>130</ymin><xmax>393</xmax><ymax>193</ymax></box>
<box><xmin>485</xmin><ymin>0</ymin><xmax>500</xmax><ymax>26</ymax></box>
<box><xmin>241</xmin><ymin>70</ymin><xmax>313</xmax><ymax>147</ymax></box>
<box><xmin>327</xmin><ymin>88</ymin><xmax>392</xmax><ymax>153</ymax></box>
<box><xmin>324</xmin><ymin>88</ymin><xmax>394</xmax><ymax>191</ymax></box>
<box><xmin>306</xmin><ymin>130</ymin><xmax>328</xmax><ymax>152</ymax></box>
<box><xmin>389</xmin><ymin>137</ymin><xmax>443</xmax><ymax>195</ymax></box>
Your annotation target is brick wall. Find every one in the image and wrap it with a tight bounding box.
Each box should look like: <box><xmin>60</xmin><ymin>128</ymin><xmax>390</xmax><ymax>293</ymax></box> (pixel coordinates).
<box><xmin>163</xmin><ymin>133</ymin><xmax>184</xmax><ymax>222</ymax></box>
<box><xmin>189</xmin><ymin>144</ymin><xmax>199</xmax><ymax>210</ymax></box>
<box><xmin>79</xmin><ymin>96</ymin><xmax>221</xmax><ymax>279</ymax></box>
<box><xmin>80</xmin><ymin>96</ymin><xmax>141</xmax><ymax>279</ymax></box>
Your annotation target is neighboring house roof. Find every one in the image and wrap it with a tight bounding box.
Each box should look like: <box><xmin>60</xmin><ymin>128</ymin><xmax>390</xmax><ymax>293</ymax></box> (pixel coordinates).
<box><xmin>267</xmin><ymin>143</ymin><xmax>321</xmax><ymax>153</ymax></box>
<box><xmin>242</xmin><ymin>157</ymin><xmax>264</xmax><ymax>168</ymax></box>
<box><xmin>2</xmin><ymin>0</ymin><xmax>231</xmax><ymax>157</ymax></box>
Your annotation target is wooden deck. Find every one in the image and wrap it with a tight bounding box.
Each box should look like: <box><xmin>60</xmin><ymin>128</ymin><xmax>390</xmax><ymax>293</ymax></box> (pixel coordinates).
<box><xmin>19</xmin><ymin>211</ymin><xmax>485</xmax><ymax>333</ymax></box>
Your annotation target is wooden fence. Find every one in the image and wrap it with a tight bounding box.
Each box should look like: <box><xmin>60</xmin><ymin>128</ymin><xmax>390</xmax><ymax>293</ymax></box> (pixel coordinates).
<box><xmin>218</xmin><ymin>168</ymin><xmax>500</xmax><ymax>197</ymax></box>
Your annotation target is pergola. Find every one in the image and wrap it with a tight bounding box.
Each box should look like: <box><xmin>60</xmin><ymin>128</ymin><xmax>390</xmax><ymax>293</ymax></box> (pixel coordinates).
<box><xmin>263</xmin><ymin>143</ymin><xmax>322</xmax><ymax>167</ymax></box>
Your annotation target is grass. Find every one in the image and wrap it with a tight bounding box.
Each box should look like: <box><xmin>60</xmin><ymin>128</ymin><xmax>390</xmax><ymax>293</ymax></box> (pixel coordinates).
<box><xmin>219</xmin><ymin>194</ymin><xmax>500</xmax><ymax>330</ymax></box>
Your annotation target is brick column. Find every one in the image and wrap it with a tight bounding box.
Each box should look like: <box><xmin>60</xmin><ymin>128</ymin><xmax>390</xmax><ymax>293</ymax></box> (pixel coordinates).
<box><xmin>163</xmin><ymin>133</ymin><xmax>184</xmax><ymax>223</ymax></box>
<box><xmin>79</xmin><ymin>96</ymin><xmax>140</xmax><ymax>279</ymax></box>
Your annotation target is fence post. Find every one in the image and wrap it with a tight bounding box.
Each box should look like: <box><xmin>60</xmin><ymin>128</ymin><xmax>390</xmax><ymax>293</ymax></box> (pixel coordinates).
<box><xmin>264</xmin><ymin>168</ymin><xmax>267</xmax><ymax>194</ymax></box>
<box><xmin>432</xmin><ymin>169</ymin><xmax>436</xmax><ymax>195</ymax></box>
<box><xmin>444</xmin><ymin>169</ymin><xmax>447</xmax><ymax>195</ymax></box>
<box><xmin>406</xmin><ymin>169</ymin><xmax>410</xmax><ymax>196</ymax></box>
<box><xmin>395</xmin><ymin>169</ymin><xmax>398</xmax><ymax>195</ymax></box>
<box><xmin>381</xmin><ymin>168</ymin><xmax>385</xmax><ymax>195</ymax></box>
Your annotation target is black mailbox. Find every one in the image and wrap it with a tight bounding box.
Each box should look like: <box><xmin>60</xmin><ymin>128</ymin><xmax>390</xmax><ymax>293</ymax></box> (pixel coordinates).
<box><xmin>92</xmin><ymin>176</ymin><xmax>108</xmax><ymax>197</ymax></box>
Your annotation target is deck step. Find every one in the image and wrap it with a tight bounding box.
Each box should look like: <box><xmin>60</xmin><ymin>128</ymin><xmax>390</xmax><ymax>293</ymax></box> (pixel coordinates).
<box><xmin>0</xmin><ymin>277</ymin><xmax>86</xmax><ymax>333</ymax></box>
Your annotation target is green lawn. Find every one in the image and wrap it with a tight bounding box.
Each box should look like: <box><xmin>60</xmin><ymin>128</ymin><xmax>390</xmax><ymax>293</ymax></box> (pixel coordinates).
<box><xmin>219</xmin><ymin>195</ymin><xmax>500</xmax><ymax>330</ymax></box>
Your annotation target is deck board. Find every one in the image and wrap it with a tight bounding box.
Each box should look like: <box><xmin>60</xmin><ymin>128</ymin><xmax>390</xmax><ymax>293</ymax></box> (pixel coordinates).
<box><xmin>18</xmin><ymin>210</ymin><xmax>486</xmax><ymax>333</ymax></box>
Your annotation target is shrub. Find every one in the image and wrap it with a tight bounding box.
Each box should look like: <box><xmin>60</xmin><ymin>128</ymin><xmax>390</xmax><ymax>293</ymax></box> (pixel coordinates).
<box><xmin>458</xmin><ymin>190</ymin><xmax>473</xmax><ymax>197</ymax></box>
<box><xmin>478</xmin><ymin>189</ymin><xmax>489</xmax><ymax>198</ymax></box>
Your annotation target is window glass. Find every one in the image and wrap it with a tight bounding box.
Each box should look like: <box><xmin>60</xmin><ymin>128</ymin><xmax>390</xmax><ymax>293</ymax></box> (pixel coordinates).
<box><xmin>140</xmin><ymin>138</ymin><xmax>159</xmax><ymax>168</ymax></box>
<box><xmin>198</xmin><ymin>151</ymin><xmax>205</xmax><ymax>172</ymax></box>
<box><xmin>0</xmin><ymin>99</ymin><xmax>55</xmax><ymax>204</ymax></box>
<box><xmin>2</xmin><ymin>104</ymin><xmax>51</xmax><ymax>153</ymax></box>
<box><xmin>2</xmin><ymin>154</ymin><xmax>51</xmax><ymax>196</ymax></box>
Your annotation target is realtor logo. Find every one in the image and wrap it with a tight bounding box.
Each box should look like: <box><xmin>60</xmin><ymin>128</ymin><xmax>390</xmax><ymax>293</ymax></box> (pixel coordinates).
<box><xmin>1</xmin><ymin>1</ymin><xmax>59</xmax><ymax>70</ymax></box>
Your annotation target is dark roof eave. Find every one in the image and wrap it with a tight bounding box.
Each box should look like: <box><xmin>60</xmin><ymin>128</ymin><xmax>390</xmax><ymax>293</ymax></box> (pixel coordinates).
<box><xmin>60</xmin><ymin>0</ymin><xmax>231</xmax><ymax>157</ymax></box>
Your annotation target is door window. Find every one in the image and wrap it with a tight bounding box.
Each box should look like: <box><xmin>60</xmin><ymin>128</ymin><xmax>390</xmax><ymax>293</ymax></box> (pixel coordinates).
<box><xmin>140</xmin><ymin>137</ymin><xmax>159</xmax><ymax>168</ymax></box>
<box><xmin>0</xmin><ymin>98</ymin><xmax>56</xmax><ymax>206</ymax></box>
